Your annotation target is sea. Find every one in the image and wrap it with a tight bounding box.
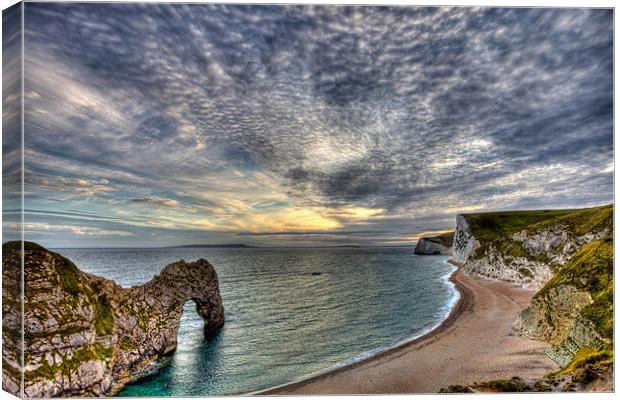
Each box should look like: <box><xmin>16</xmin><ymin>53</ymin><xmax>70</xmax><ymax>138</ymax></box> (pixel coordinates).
<box><xmin>55</xmin><ymin>246</ymin><xmax>458</xmax><ymax>397</ymax></box>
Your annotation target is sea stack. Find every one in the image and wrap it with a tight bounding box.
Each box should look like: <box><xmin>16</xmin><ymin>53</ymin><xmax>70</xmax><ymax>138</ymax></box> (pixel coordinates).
<box><xmin>2</xmin><ymin>241</ymin><xmax>225</xmax><ymax>397</ymax></box>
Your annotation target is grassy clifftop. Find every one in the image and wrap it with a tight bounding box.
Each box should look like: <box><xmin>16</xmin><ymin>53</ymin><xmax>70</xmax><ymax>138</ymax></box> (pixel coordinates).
<box><xmin>423</xmin><ymin>231</ymin><xmax>454</xmax><ymax>247</ymax></box>
<box><xmin>463</xmin><ymin>205</ymin><xmax>611</xmax><ymax>246</ymax></box>
<box><xmin>529</xmin><ymin>205</ymin><xmax>613</xmax><ymax>237</ymax></box>
<box><xmin>463</xmin><ymin>209</ymin><xmax>576</xmax><ymax>245</ymax></box>
<box><xmin>466</xmin><ymin>205</ymin><xmax>612</xmax><ymax>263</ymax></box>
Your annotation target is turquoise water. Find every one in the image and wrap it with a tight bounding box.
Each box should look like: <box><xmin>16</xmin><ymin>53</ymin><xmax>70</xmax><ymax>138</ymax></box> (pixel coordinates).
<box><xmin>56</xmin><ymin>247</ymin><xmax>457</xmax><ymax>396</ymax></box>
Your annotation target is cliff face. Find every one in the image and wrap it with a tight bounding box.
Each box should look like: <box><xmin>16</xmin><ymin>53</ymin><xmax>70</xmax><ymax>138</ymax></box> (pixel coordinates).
<box><xmin>2</xmin><ymin>241</ymin><xmax>225</xmax><ymax>398</ymax></box>
<box><xmin>514</xmin><ymin>234</ymin><xmax>613</xmax><ymax>368</ymax></box>
<box><xmin>460</xmin><ymin>206</ymin><xmax>612</xmax><ymax>290</ymax></box>
<box><xmin>441</xmin><ymin>205</ymin><xmax>613</xmax><ymax>392</ymax></box>
<box><xmin>452</xmin><ymin>215</ymin><xmax>480</xmax><ymax>264</ymax></box>
<box><xmin>452</xmin><ymin>205</ymin><xmax>613</xmax><ymax>391</ymax></box>
<box><xmin>414</xmin><ymin>238</ymin><xmax>452</xmax><ymax>255</ymax></box>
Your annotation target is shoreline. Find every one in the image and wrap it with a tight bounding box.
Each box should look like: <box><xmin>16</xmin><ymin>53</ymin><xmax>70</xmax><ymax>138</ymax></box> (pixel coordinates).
<box><xmin>256</xmin><ymin>259</ymin><xmax>472</xmax><ymax>395</ymax></box>
<box><xmin>257</xmin><ymin>259</ymin><xmax>556</xmax><ymax>395</ymax></box>
<box><xmin>307</xmin><ymin>258</ymin><xmax>462</xmax><ymax>376</ymax></box>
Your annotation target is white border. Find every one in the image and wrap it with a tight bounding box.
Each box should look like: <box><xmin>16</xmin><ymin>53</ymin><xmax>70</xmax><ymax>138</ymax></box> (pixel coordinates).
<box><xmin>0</xmin><ymin>2</ymin><xmax>616</xmax><ymax>400</ymax></box>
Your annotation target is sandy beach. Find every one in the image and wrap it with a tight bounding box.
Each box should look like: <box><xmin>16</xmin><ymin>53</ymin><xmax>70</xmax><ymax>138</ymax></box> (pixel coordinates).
<box><xmin>260</xmin><ymin>266</ymin><xmax>558</xmax><ymax>395</ymax></box>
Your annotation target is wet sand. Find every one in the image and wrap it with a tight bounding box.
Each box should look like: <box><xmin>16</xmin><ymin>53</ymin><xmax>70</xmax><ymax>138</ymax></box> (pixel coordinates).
<box><xmin>260</xmin><ymin>266</ymin><xmax>558</xmax><ymax>395</ymax></box>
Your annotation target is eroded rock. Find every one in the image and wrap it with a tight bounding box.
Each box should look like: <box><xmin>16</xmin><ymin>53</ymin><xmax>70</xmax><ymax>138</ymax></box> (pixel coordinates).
<box><xmin>462</xmin><ymin>221</ymin><xmax>610</xmax><ymax>290</ymax></box>
<box><xmin>452</xmin><ymin>215</ymin><xmax>480</xmax><ymax>264</ymax></box>
<box><xmin>2</xmin><ymin>241</ymin><xmax>225</xmax><ymax>397</ymax></box>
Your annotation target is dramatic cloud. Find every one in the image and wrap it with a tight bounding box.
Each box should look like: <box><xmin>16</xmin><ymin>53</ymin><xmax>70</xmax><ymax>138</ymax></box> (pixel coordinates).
<box><xmin>6</xmin><ymin>4</ymin><xmax>613</xmax><ymax>247</ymax></box>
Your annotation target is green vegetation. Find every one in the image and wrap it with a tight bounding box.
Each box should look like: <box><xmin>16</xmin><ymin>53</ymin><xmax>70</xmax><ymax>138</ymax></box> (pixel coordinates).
<box><xmin>549</xmin><ymin>345</ymin><xmax>613</xmax><ymax>378</ymax></box>
<box><xmin>119</xmin><ymin>338</ymin><xmax>137</xmax><ymax>351</ymax></box>
<box><xmin>537</xmin><ymin>233</ymin><xmax>613</xmax><ymax>339</ymax></box>
<box><xmin>468</xmin><ymin>205</ymin><xmax>612</xmax><ymax>266</ymax></box>
<box><xmin>55</xmin><ymin>257</ymin><xmax>83</xmax><ymax>296</ymax></box>
<box><xmin>439</xmin><ymin>385</ymin><xmax>474</xmax><ymax>393</ymax></box>
<box><xmin>464</xmin><ymin>209</ymin><xmax>577</xmax><ymax>246</ymax></box>
<box><xmin>465</xmin><ymin>205</ymin><xmax>611</xmax><ymax>247</ymax></box>
<box><xmin>497</xmin><ymin>238</ymin><xmax>530</xmax><ymax>259</ymax></box>
<box><xmin>440</xmin><ymin>378</ymin><xmax>531</xmax><ymax>393</ymax></box>
<box><xmin>96</xmin><ymin>345</ymin><xmax>114</xmax><ymax>360</ymax></box>
<box><xmin>60</xmin><ymin>347</ymin><xmax>96</xmax><ymax>374</ymax></box>
<box><xmin>21</xmin><ymin>242</ymin><xmax>84</xmax><ymax>297</ymax></box>
<box><xmin>472</xmin><ymin>378</ymin><xmax>530</xmax><ymax>392</ymax></box>
<box><xmin>492</xmin><ymin>237</ymin><xmax>554</xmax><ymax>265</ymax></box>
<box><xmin>545</xmin><ymin>344</ymin><xmax>613</xmax><ymax>390</ymax></box>
<box><xmin>442</xmin><ymin>349</ymin><xmax>613</xmax><ymax>393</ymax></box>
<box><xmin>31</xmin><ymin>358</ymin><xmax>57</xmax><ymax>380</ymax></box>
<box><xmin>25</xmin><ymin>343</ymin><xmax>114</xmax><ymax>382</ymax></box>
<box><xmin>529</xmin><ymin>204</ymin><xmax>613</xmax><ymax>237</ymax></box>
<box><xmin>93</xmin><ymin>296</ymin><xmax>115</xmax><ymax>336</ymax></box>
<box><xmin>22</xmin><ymin>244</ymin><xmax>117</xmax><ymax>339</ymax></box>
<box><xmin>134</xmin><ymin>303</ymin><xmax>155</xmax><ymax>331</ymax></box>
<box><xmin>1</xmin><ymin>358</ymin><xmax>22</xmax><ymax>379</ymax></box>
<box><xmin>424</xmin><ymin>231</ymin><xmax>454</xmax><ymax>247</ymax></box>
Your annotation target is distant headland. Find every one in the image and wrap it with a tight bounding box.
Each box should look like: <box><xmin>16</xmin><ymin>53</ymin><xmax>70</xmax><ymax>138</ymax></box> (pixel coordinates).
<box><xmin>170</xmin><ymin>244</ymin><xmax>256</xmax><ymax>248</ymax></box>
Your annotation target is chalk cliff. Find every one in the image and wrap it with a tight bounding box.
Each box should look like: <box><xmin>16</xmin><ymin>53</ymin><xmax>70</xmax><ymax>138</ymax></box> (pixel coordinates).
<box><xmin>452</xmin><ymin>215</ymin><xmax>479</xmax><ymax>264</ymax></box>
<box><xmin>456</xmin><ymin>206</ymin><xmax>612</xmax><ymax>290</ymax></box>
<box><xmin>414</xmin><ymin>232</ymin><xmax>453</xmax><ymax>255</ymax></box>
<box><xmin>444</xmin><ymin>205</ymin><xmax>613</xmax><ymax>392</ymax></box>
<box><xmin>2</xmin><ymin>241</ymin><xmax>225</xmax><ymax>397</ymax></box>
<box><xmin>514</xmin><ymin>233</ymin><xmax>612</xmax><ymax>370</ymax></box>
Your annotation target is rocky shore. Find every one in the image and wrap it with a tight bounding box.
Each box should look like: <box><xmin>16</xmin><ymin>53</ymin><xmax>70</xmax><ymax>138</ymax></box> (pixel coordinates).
<box><xmin>2</xmin><ymin>241</ymin><xmax>225</xmax><ymax>397</ymax></box>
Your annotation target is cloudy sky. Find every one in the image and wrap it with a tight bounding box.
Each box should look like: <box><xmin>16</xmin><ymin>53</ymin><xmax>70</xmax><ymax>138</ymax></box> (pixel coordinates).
<box><xmin>2</xmin><ymin>3</ymin><xmax>613</xmax><ymax>248</ymax></box>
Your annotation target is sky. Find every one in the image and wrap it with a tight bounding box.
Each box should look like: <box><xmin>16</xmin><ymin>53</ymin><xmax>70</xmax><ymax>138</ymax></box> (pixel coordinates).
<box><xmin>2</xmin><ymin>4</ymin><xmax>614</xmax><ymax>248</ymax></box>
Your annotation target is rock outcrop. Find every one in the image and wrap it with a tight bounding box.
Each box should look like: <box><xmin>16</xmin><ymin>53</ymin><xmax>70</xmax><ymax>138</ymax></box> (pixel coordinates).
<box><xmin>452</xmin><ymin>215</ymin><xmax>479</xmax><ymax>264</ymax></box>
<box><xmin>2</xmin><ymin>241</ymin><xmax>225</xmax><ymax>398</ymax></box>
<box><xmin>463</xmin><ymin>244</ymin><xmax>555</xmax><ymax>290</ymax></box>
<box><xmin>514</xmin><ymin>285</ymin><xmax>604</xmax><ymax>366</ymax></box>
<box><xmin>460</xmin><ymin>206</ymin><xmax>612</xmax><ymax>290</ymax></box>
<box><xmin>414</xmin><ymin>238</ymin><xmax>452</xmax><ymax>255</ymax></box>
<box><xmin>414</xmin><ymin>232</ymin><xmax>453</xmax><ymax>255</ymax></box>
<box><xmin>513</xmin><ymin>233</ymin><xmax>613</xmax><ymax>368</ymax></box>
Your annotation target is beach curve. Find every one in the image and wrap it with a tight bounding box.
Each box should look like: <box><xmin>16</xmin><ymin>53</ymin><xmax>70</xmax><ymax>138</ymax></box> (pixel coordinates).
<box><xmin>258</xmin><ymin>264</ymin><xmax>558</xmax><ymax>395</ymax></box>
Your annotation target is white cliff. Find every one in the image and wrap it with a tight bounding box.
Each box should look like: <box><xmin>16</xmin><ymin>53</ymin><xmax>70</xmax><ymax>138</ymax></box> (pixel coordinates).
<box><xmin>452</xmin><ymin>215</ymin><xmax>480</xmax><ymax>264</ymax></box>
<box><xmin>414</xmin><ymin>237</ymin><xmax>452</xmax><ymax>255</ymax></box>
<box><xmin>462</xmin><ymin>223</ymin><xmax>610</xmax><ymax>290</ymax></box>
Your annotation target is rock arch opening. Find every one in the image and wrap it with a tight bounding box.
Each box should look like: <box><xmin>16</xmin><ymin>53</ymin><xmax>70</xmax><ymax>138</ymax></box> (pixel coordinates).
<box><xmin>176</xmin><ymin>300</ymin><xmax>207</xmax><ymax>350</ymax></box>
